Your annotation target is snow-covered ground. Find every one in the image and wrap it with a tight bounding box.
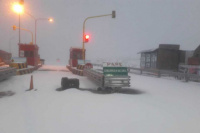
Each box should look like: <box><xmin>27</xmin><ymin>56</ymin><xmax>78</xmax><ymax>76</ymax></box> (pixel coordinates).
<box><xmin>0</xmin><ymin>65</ymin><xmax>200</xmax><ymax>133</ymax></box>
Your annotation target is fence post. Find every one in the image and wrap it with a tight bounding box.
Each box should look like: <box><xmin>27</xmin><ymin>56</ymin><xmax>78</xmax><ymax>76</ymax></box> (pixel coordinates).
<box><xmin>158</xmin><ymin>71</ymin><xmax>161</xmax><ymax>78</ymax></box>
<box><xmin>184</xmin><ymin>74</ymin><xmax>189</xmax><ymax>82</ymax></box>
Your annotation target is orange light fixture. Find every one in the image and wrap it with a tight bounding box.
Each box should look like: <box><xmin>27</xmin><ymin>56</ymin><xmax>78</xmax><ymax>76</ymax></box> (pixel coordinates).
<box><xmin>48</xmin><ymin>18</ymin><xmax>53</xmax><ymax>22</ymax></box>
<box><xmin>12</xmin><ymin>3</ymin><xmax>24</xmax><ymax>14</ymax></box>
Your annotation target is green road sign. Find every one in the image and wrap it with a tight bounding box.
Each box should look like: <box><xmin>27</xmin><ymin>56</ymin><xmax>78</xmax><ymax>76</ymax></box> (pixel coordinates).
<box><xmin>103</xmin><ymin>67</ymin><xmax>128</xmax><ymax>76</ymax></box>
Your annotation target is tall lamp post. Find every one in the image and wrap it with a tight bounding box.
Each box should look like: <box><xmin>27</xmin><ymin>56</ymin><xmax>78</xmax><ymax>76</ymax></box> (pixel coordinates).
<box><xmin>25</xmin><ymin>13</ymin><xmax>53</xmax><ymax>44</ymax></box>
<box><xmin>35</xmin><ymin>18</ymin><xmax>53</xmax><ymax>45</ymax></box>
<box><xmin>82</xmin><ymin>11</ymin><xmax>116</xmax><ymax>64</ymax></box>
<box><xmin>12</xmin><ymin>1</ymin><xmax>24</xmax><ymax>44</ymax></box>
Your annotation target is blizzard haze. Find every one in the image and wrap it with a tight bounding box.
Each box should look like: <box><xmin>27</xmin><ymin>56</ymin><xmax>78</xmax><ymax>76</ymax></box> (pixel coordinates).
<box><xmin>1</xmin><ymin>0</ymin><xmax>200</xmax><ymax>64</ymax></box>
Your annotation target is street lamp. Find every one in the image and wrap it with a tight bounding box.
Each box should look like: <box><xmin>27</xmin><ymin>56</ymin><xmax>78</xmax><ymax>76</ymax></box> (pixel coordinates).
<box><xmin>82</xmin><ymin>11</ymin><xmax>116</xmax><ymax>63</ymax></box>
<box><xmin>12</xmin><ymin>25</ymin><xmax>34</xmax><ymax>44</ymax></box>
<box><xmin>12</xmin><ymin>3</ymin><xmax>23</xmax><ymax>13</ymax></box>
<box><xmin>35</xmin><ymin>18</ymin><xmax>53</xmax><ymax>45</ymax></box>
<box><xmin>48</xmin><ymin>18</ymin><xmax>53</xmax><ymax>22</ymax></box>
<box><xmin>12</xmin><ymin>1</ymin><xmax>24</xmax><ymax>44</ymax></box>
<box><xmin>25</xmin><ymin>13</ymin><xmax>53</xmax><ymax>44</ymax></box>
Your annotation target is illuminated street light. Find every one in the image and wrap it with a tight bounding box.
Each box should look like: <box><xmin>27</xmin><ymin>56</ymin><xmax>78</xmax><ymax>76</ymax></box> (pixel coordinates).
<box><xmin>25</xmin><ymin>13</ymin><xmax>53</xmax><ymax>44</ymax></box>
<box><xmin>35</xmin><ymin>18</ymin><xmax>53</xmax><ymax>44</ymax></box>
<box><xmin>12</xmin><ymin>2</ymin><xmax>24</xmax><ymax>44</ymax></box>
<box><xmin>48</xmin><ymin>18</ymin><xmax>53</xmax><ymax>22</ymax></box>
<box><xmin>12</xmin><ymin>3</ymin><xmax>24</xmax><ymax>13</ymax></box>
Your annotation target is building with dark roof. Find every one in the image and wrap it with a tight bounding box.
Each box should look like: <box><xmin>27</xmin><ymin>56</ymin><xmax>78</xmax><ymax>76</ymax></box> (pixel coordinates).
<box><xmin>139</xmin><ymin>44</ymin><xmax>200</xmax><ymax>71</ymax></box>
<box><xmin>139</xmin><ymin>44</ymin><xmax>180</xmax><ymax>71</ymax></box>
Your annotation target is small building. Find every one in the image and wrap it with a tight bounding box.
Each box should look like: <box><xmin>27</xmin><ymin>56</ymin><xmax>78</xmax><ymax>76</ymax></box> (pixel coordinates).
<box><xmin>69</xmin><ymin>47</ymin><xmax>86</xmax><ymax>67</ymax></box>
<box><xmin>18</xmin><ymin>43</ymin><xmax>39</xmax><ymax>66</ymax></box>
<box><xmin>188</xmin><ymin>45</ymin><xmax>200</xmax><ymax>65</ymax></box>
<box><xmin>139</xmin><ymin>44</ymin><xmax>180</xmax><ymax>71</ymax></box>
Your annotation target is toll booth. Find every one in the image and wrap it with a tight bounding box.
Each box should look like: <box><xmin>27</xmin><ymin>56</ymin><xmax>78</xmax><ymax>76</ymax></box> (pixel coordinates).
<box><xmin>18</xmin><ymin>44</ymin><xmax>39</xmax><ymax>66</ymax></box>
<box><xmin>69</xmin><ymin>47</ymin><xmax>85</xmax><ymax>67</ymax></box>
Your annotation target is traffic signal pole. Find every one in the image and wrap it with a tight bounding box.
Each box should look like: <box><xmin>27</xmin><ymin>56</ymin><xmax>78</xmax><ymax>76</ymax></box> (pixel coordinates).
<box><xmin>82</xmin><ymin>11</ymin><xmax>116</xmax><ymax>64</ymax></box>
<box><xmin>13</xmin><ymin>25</ymin><xmax>34</xmax><ymax>44</ymax></box>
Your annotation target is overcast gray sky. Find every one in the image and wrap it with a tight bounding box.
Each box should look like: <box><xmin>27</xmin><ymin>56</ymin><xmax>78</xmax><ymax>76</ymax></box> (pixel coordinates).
<box><xmin>1</xmin><ymin>0</ymin><xmax>200</xmax><ymax>64</ymax></box>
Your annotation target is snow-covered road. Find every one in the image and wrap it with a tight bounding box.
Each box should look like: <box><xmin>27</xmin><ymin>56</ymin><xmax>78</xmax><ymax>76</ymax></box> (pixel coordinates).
<box><xmin>0</xmin><ymin>67</ymin><xmax>200</xmax><ymax>133</ymax></box>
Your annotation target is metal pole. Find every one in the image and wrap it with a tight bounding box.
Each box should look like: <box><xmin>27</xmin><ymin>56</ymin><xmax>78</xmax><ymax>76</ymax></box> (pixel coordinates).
<box><xmin>24</xmin><ymin>12</ymin><xmax>37</xmax><ymax>44</ymax></box>
<box><xmin>82</xmin><ymin>14</ymin><xmax>113</xmax><ymax>64</ymax></box>
<box><xmin>35</xmin><ymin>20</ymin><xmax>37</xmax><ymax>45</ymax></box>
<box><xmin>82</xmin><ymin>20</ymin><xmax>86</xmax><ymax>64</ymax></box>
<box><xmin>33</xmin><ymin>18</ymin><xmax>50</xmax><ymax>45</ymax></box>
<box><xmin>19</xmin><ymin>13</ymin><xmax>21</xmax><ymax>44</ymax></box>
<box><xmin>15</xmin><ymin>26</ymin><xmax>34</xmax><ymax>44</ymax></box>
<box><xmin>20</xmin><ymin>28</ymin><xmax>33</xmax><ymax>44</ymax></box>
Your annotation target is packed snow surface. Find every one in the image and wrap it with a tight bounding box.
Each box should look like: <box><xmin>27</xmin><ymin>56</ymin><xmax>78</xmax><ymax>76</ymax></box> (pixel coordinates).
<box><xmin>0</xmin><ymin>66</ymin><xmax>200</xmax><ymax>133</ymax></box>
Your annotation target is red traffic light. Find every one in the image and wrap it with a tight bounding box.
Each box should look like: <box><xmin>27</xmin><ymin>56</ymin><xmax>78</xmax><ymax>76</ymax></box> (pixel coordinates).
<box><xmin>84</xmin><ymin>34</ymin><xmax>90</xmax><ymax>42</ymax></box>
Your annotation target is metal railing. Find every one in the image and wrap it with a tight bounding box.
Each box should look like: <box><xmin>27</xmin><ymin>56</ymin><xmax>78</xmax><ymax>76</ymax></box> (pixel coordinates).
<box><xmin>92</xmin><ymin>63</ymin><xmax>200</xmax><ymax>82</ymax></box>
<box><xmin>104</xmin><ymin>76</ymin><xmax>130</xmax><ymax>87</ymax></box>
<box><xmin>129</xmin><ymin>67</ymin><xmax>200</xmax><ymax>82</ymax></box>
<box><xmin>83</xmin><ymin>69</ymin><xmax>104</xmax><ymax>87</ymax></box>
<box><xmin>0</xmin><ymin>67</ymin><xmax>16</xmax><ymax>81</ymax></box>
<box><xmin>84</xmin><ymin>67</ymin><xmax>131</xmax><ymax>87</ymax></box>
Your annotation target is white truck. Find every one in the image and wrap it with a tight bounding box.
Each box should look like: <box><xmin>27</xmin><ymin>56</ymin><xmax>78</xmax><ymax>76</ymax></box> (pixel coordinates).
<box><xmin>83</xmin><ymin>62</ymin><xmax>131</xmax><ymax>92</ymax></box>
<box><xmin>0</xmin><ymin>67</ymin><xmax>16</xmax><ymax>82</ymax></box>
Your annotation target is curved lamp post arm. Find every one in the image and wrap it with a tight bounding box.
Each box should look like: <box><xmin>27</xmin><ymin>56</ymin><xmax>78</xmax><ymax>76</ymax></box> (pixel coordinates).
<box><xmin>83</xmin><ymin>14</ymin><xmax>112</xmax><ymax>43</ymax></box>
<box><xmin>25</xmin><ymin>12</ymin><xmax>53</xmax><ymax>44</ymax></box>
<box><xmin>25</xmin><ymin>12</ymin><xmax>36</xmax><ymax>20</ymax></box>
<box><xmin>13</xmin><ymin>25</ymin><xmax>34</xmax><ymax>44</ymax></box>
<box><xmin>35</xmin><ymin>18</ymin><xmax>53</xmax><ymax>45</ymax></box>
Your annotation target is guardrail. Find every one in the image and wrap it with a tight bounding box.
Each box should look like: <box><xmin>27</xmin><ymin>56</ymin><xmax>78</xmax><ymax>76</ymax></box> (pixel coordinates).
<box><xmin>0</xmin><ymin>67</ymin><xmax>16</xmax><ymax>81</ymax></box>
<box><xmin>83</xmin><ymin>69</ymin><xmax>104</xmax><ymax>87</ymax></box>
<box><xmin>92</xmin><ymin>63</ymin><xmax>103</xmax><ymax>67</ymax></box>
<box><xmin>129</xmin><ymin>68</ymin><xmax>200</xmax><ymax>82</ymax></box>
<box><xmin>92</xmin><ymin>63</ymin><xmax>200</xmax><ymax>82</ymax></box>
<box><xmin>84</xmin><ymin>67</ymin><xmax>131</xmax><ymax>88</ymax></box>
<box><xmin>104</xmin><ymin>76</ymin><xmax>130</xmax><ymax>87</ymax></box>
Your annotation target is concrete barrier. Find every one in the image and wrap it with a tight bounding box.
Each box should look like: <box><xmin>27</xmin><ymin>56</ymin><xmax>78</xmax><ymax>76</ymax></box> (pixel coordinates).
<box><xmin>0</xmin><ymin>67</ymin><xmax>16</xmax><ymax>81</ymax></box>
<box><xmin>77</xmin><ymin>65</ymin><xmax>85</xmax><ymax>70</ymax></box>
<box><xmin>10</xmin><ymin>62</ymin><xmax>27</xmax><ymax>69</ymax></box>
<box><xmin>67</xmin><ymin>66</ymin><xmax>84</xmax><ymax>76</ymax></box>
<box><xmin>16</xmin><ymin>68</ymin><xmax>33</xmax><ymax>75</ymax></box>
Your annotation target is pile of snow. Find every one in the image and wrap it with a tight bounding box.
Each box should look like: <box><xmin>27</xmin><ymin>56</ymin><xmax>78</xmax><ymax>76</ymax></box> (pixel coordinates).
<box><xmin>0</xmin><ymin>67</ymin><xmax>199</xmax><ymax>133</ymax></box>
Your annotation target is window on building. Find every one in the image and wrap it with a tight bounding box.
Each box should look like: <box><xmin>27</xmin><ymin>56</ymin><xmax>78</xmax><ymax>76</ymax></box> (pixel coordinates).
<box><xmin>24</xmin><ymin>51</ymin><xmax>34</xmax><ymax>57</ymax></box>
<box><xmin>146</xmin><ymin>54</ymin><xmax>150</xmax><ymax>62</ymax></box>
<box><xmin>146</xmin><ymin>62</ymin><xmax>150</xmax><ymax>68</ymax></box>
<box><xmin>141</xmin><ymin>53</ymin><xmax>145</xmax><ymax>68</ymax></box>
<box><xmin>151</xmin><ymin>53</ymin><xmax>157</xmax><ymax>68</ymax></box>
<box><xmin>24</xmin><ymin>51</ymin><xmax>30</xmax><ymax>57</ymax></box>
<box><xmin>30</xmin><ymin>51</ymin><xmax>34</xmax><ymax>57</ymax></box>
<box><xmin>145</xmin><ymin>53</ymin><xmax>151</xmax><ymax>68</ymax></box>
